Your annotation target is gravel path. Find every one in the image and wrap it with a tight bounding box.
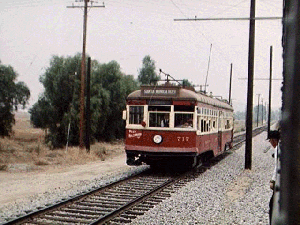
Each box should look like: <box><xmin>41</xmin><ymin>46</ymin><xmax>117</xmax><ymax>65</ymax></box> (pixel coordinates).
<box><xmin>0</xmin><ymin>155</ymin><xmax>148</xmax><ymax>224</ymax></box>
<box><xmin>130</xmin><ymin>131</ymin><xmax>274</xmax><ymax>225</ymax></box>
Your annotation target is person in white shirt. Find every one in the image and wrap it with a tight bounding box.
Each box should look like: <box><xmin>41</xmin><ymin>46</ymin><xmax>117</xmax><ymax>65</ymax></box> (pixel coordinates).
<box><xmin>160</xmin><ymin>114</ymin><xmax>169</xmax><ymax>127</ymax></box>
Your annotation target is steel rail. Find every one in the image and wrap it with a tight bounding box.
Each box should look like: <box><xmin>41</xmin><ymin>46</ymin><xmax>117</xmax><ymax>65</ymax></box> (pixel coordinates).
<box><xmin>89</xmin><ymin>177</ymin><xmax>176</xmax><ymax>225</ymax></box>
<box><xmin>1</xmin><ymin>170</ymin><xmax>149</xmax><ymax>225</ymax></box>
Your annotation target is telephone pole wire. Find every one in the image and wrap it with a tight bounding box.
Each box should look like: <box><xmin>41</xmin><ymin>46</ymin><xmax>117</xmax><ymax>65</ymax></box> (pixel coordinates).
<box><xmin>67</xmin><ymin>0</ymin><xmax>105</xmax><ymax>150</ymax></box>
<box><xmin>174</xmin><ymin>16</ymin><xmax>281</xmax><ymax>21</ymax></box>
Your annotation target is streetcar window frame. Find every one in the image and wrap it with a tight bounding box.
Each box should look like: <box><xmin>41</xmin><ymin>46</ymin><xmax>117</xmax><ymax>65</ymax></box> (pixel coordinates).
<box><xmin>128</xmin><ymin>105</ymin><xmax>144</xmax><ymax>125</ymax></box>
<box><xmin>197</xmin><ymin>107</ymin><xmax>219</xmax><ymax>134</ymax></box>
<box><xmin>148</xmin><ymin>105</ymin><xmax>171</xmax><ymax>128</ymax></box>
<box><xmin>174</xmin><ymin>105</ymin><xmax>194</xmax><ymax>112</ymax></box>
<box><xmin>174</xmin><ymin>112</ymin><xmax>194</xmax><ymax>128</ymax></box>
<box><xmin>222</xmin><ymin>111</ymin><xmax>233</xmax><ymax>130</ymax></box>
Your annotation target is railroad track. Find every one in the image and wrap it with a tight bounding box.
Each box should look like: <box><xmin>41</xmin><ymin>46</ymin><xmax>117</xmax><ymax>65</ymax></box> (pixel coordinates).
<box><xmin>233</xmin><ymin>125</ymin><xmax>267</xmax><ymax>147</ymax></box>
<box><xmin>3</xmin><ymin>126</ymin><xmax>267</xmax><ymax>225</ymax></box>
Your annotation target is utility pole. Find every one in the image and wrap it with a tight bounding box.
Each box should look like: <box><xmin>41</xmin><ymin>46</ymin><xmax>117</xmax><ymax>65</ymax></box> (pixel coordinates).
<box><xmin>268</xmin><ymin>46</ymin><xmax>273</xmax><ymax>138</ymax></box>
<box><xmin>174</xmin><ymin>0</ymin><xmax>282</xmax><ymax>170</ymax></box>
<box><xmin>261</xmin><ymin>98</ymin><xmax>264</xmax><ymax>125</ymax></box>
<box><xmin>256</xmin><ymin>94</ymin><xmax>261</xmax><ymax>127</ymax></box>
<box><xmin>238</xmin><ymin>47</ymin><xmax>280</xmax><ymax>137</ymax></box>
<box><xmin>265</xmin><ymin>102</ymin><xmax>267</xmax><ymax>125</ymax></box>
<box><xmin>79</xmin><ymin>0</ymin><xmax>88</xmax><ymax>150</ymax></box>
<box><xmin>86</xmin><ymin>57</ymin><xmax>91</xmax><ymax>152</ymax></box>
<box><xmin>245</xmin><ymin>0</ymin><xmax>256</xmax><ymax>170</ymax></box>
<box><xmin>67</xmin><ymin>0</ymin><xmax>105</xmax><ymax>150</ymax></box>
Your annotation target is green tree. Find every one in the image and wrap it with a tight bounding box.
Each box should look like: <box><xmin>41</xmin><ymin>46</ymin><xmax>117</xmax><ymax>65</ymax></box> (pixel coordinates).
<box><xmin>138</xmin><ymin>55</ymin><xmax>160</xmax><ymax>85</ymax></box>
<box><xmin>30</xmin><ymin>54</ymin><xmax>81</xmax><ymax>148</ymax></box>
<box><xmin>30</xmin><ymin>54</ymin><xmax>139</xmax><ymax>148</ymax></box>
<box><xmin>92</xmin><ymin>61</ymin><xmax>138</xmax><ymax>141</ymax></box>
<box><xmin>182</xmin><ymin>79</ymin><xmax>192</xmax><ymax>87</ymax></box>
<box><xmin>40</xmin><ymin>55</ymin><xmax>81</xmax><ymax>119</ymax></box>
<box><xmin>0</xmin><ymin>61</ymin><xmax>30</xmax><ymax>136</ymax></box>
<box><xmin>122</xmin><ymin>74</ymin><xmax>139</xmax><ymax>96</ymax></box>
<box><xmin>29</xmin><ymin>96</ymin><xmax>55</xmax><ymax>130</ymax></box>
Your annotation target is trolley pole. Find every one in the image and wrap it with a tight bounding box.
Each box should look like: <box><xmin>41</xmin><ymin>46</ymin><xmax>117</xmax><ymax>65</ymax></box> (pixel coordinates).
<box><xmin>204</xmin><ymin>44</ymin><xmax>213</xmax><ymax>94</ymax></box>
<box><xmin>229</xmin><ymin>63</ymin><xmax>233</xmax><ymax>105</ymax></box>
<box><xmin>245</xmin><ymin>0</ymin><xmax>256</xmax><ymax>170</ymax></box>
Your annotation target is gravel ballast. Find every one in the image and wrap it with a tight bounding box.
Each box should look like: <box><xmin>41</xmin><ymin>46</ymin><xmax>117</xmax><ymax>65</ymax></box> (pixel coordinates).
<box><xmin>0</xmin><ymin>131</ymin><xmax>274</xmax><ymax>224</ymax></box>
<box><xmin>0</xmin><ymin>161</ymin><xmax>148</xmax><ymax>224</ymax></box>
<box><xmin>130</xmin><ymin>131</ymin><xmax>274</xmax><ymax>225</ymax></box>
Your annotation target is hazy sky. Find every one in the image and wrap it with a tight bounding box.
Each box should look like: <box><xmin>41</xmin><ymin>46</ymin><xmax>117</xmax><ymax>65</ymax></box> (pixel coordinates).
<box><xmin>0</xmin><ymin>0</ymin><xmax>283</xmax><ymax>112</ymax></box>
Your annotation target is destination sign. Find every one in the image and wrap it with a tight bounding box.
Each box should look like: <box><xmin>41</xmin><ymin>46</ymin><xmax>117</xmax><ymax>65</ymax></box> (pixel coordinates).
<box><xmin>143</xmin><ymin>89</ymin><xmax>177</xmax><ymax>96</ymax></box>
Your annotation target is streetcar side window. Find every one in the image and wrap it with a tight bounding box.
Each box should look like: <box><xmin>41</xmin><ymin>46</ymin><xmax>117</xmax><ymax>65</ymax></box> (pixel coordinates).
<box><xmin>174</xmin><ymin>113</ymin><xmax>193</xmax><ymax>128</ymax></box>
<box><xmin>222</xmin><ymin>111</ymin><xmax>233</xmax><ymax>130</ymax></box>
<box><xmin>202</xmin><ymin>119</ymin><xmax>206</xmax><ymax>132</ymax></box>
<box><xmin>213</xmin><ymin>120</ymin><xmax>216</xmax><ymax>129</ymax></box>
<box><xmin>173</xmin><ymin>105</ymin><xmax>194</xmax><ymax>128</ymax></box>
<box><xmin>174</xmin><ymin>105</ymin><xmax>194</xmax><ymax>112</ymax></box>
<box><xmin>129</xmin><ymin>106</ymin><xmax>144</xmax><ymax>124</ymax></box>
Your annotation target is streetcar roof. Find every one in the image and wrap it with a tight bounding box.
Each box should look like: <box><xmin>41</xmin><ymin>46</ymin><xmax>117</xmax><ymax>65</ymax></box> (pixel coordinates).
<box><xmin>127</xmin><ymin>86</ymin><xmax>233</xmax><ymax>111</ymax></box>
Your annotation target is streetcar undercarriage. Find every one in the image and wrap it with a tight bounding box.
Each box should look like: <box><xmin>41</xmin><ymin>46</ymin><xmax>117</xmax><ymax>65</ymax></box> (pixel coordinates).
<box><xmin>126</xmin><ymin>150</ymin><xmax>214</xmax><ymax>168</ymax></box>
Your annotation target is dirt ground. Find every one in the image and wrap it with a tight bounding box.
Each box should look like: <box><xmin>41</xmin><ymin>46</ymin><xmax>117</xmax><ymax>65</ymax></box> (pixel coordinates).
<box><xmin>0</xmin><ymin>112</ymin><xmax>128</xmax><ymax>207</ymax></box>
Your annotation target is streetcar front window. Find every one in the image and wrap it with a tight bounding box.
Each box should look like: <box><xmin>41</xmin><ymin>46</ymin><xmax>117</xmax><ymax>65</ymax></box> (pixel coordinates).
<box><xmin>149</xmin><ymin>112</ymin><xmax>170</xmax><ymax>127</ymax></box>
<box><xmin>148</xmin><ymin>106</ymin><xmax>170</xmax><ymax>127</ymax></box>
<box><xmin>129</xmin><ymin>106</ymin><xmax>144</xmax><ymax>124</ymax></box>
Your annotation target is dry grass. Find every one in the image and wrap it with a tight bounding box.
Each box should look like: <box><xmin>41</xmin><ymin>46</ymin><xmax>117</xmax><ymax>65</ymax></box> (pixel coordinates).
<box><xmin>0</xmin><ymin>112</ymin><xmax>245</xmax><ymax>172</ymax></box>
<box><xmin>0</xmin><ymin>112</ymin><xmax>124</xmax><ymax>172</ymax></box>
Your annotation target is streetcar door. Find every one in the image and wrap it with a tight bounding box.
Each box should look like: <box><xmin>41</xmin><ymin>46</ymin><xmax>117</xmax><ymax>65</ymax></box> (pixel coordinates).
<box><xmin>218</xmin><ymin>131</ymin><xmax>222</xmax><ymax>152</ymax></box>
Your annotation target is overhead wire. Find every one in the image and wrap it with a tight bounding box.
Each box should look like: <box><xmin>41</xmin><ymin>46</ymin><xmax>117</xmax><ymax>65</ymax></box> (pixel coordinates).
<box><xmin>172</xmin><ymin>1</ymin><xmax>281</xmax><ymax>62</ymax></box>
<box><xmin>102</xmin><ymin>0</ymin><xmax>213</xmax><ymax>68</ymax></box>
<box><xmin>168</xmin><ymin>0</ymin><xmax>282</xmax><ymax>95</ymax></box>
<box><xmin>103</xmin><ymin>0</ymin><xmax>281</xmax><ymax>88</ymax></box>
<box><xmin>170</xmin><ymin>0</ymin><xmax>187</xmax><ymax>18</ymax></box>
<box><xmin>169</xmin><ymin>0</ymin><xmax>230</xmax><ymax>71</ymax></box>
<box><xmin>2</xmin><ymin>0</ymin><xmax>283</xmax><ymax>90</ymax></box>
<box><xmin>173</xmin><ymin>0</ymin><xmax>251</xmax><ymax>63</ymax></box>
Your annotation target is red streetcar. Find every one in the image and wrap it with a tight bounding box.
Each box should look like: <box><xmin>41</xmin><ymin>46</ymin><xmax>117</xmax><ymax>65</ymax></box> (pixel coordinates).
<box><xmin>123</xmin><ymin>81</ymin><xmax>234</xmax><ymax>168</ymax></box>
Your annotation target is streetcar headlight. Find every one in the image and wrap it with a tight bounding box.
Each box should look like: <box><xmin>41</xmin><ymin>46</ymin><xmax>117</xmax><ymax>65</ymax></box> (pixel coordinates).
<box><xmin>153</xmin><ymin>135</ymin><xmax>163</xmax><ymax>144</ymax></box>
